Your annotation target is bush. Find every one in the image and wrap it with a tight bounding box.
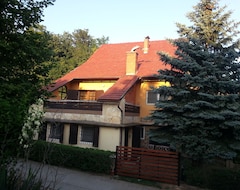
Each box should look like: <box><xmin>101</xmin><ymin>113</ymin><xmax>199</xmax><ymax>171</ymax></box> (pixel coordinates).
<box><xmin>184</xmin><ymin>164</ymin><xmax>240</xmax><ymax>190</ymax></box>
<box><xmin>0</xmin><ymin>166</ymin><xmax>45</xmax><ymax>190</ymax></box>
<box><xmin>207</xmin><ymin>168</ymin><xmax>240</xmax><ymax>190</ymax></box>
<box><xmin>27</xmin><ymin>140</ymin><xmax>114</xmax><ymax>174</ymax></box>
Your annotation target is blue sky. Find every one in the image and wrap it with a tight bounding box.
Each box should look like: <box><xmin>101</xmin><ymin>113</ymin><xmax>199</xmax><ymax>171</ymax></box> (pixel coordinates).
<box><xmin>41</xmin><ymin>0</ymin><xmax>240</xmax><ymax>43</ymax></box>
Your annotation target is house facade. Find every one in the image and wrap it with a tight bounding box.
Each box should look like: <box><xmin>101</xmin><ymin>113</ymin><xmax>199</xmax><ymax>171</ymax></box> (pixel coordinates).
<box><xmin>41</xmin><ymin>37</ymin><xmax>175</xmax><ymax>152</ymax></box>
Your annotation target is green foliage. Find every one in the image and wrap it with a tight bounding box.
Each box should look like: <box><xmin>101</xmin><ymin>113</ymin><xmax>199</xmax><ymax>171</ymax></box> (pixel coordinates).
<box><xmin>184</xmin><ymin>164</ymin><xmax>240</xmax><ymax>190</ymax></box>
<box><xmin>47</xmin><ymin>29</ymin><xmax>109</xmax><ymax>80</ymax></box>
<box><xmin>28</xmin><ymin>140</ymin><xmax>113</xmax><ymax>174</ymax></box>
<box><xmin>151</xmin><ymin>0</ymin><xmax>240</xmax><ymax>163</ymax></box>
<box><xmin>5</xmin><ymin>168</ymin><xmax>43</xmax><ymax>190</ymax></box>
<box><xmin>176</xmin><ymin>0</ymin><xmax>240</xmax><ymax>47</ymax></box>
<box><xmin>0</xmin><ymin>0</ymin><xmax>54</xmax><ymax>166</ymax></box>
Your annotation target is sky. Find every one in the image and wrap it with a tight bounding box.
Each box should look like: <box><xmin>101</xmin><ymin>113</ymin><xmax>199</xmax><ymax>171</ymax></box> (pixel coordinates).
<box><xmin>41</xmin><ymin>0</ymin><xmax>240</xmax><ymax>44</ymax></box>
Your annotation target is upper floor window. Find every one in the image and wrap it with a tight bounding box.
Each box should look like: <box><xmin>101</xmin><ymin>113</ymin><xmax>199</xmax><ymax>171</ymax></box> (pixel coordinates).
<box><xmin>58</xmin><ymin>86</ymin><xmax>67</xmax><ymax>100</ymax></box>
<box><xmin>64</xmin><ymin>89</ymin><xmax>103</xmax><ymax>100</ymax></box>
<box><xmin>146</xmin><ymin>90</ymin><xmax>170</xmax><ymax>105</ymax></box>
<box><xmin>79</xmin><ymin>90</ymin><xmax>96</xmax><ymax>101</ymax></box>
<box><xmin>147</xmin><ymin>91</ymin><xmax>158</xmax><ymax>104</ymax></box>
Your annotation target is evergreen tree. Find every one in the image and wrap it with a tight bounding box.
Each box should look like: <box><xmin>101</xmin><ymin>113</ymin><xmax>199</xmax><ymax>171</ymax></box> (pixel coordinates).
<box><xmin>150</xmin><ymin>0</ymin><xmax>240</xmax><ymax>163</ymax></box>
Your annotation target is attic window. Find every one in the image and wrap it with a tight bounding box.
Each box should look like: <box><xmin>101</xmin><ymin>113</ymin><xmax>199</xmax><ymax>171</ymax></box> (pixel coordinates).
<box><xmin>58</xmin><ymin>86</ymin><xmax>67</xmax><ymax>100</ymax></box>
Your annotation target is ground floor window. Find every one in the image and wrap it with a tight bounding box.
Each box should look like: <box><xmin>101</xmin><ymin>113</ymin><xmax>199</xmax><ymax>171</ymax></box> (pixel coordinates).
<box><xmin>49</xmin><ymin>123</ymin><xmax>63</xmax><ymax>139</ymax></box>
<box><xmin>80</xmin><ymin>126</ymin><xmax>99</xmax><ymax>147</ymax></box>
<box><xmin>81</xmin><ymin>126</ymin><xmax>94</xmax><ymax>143</ymax></box>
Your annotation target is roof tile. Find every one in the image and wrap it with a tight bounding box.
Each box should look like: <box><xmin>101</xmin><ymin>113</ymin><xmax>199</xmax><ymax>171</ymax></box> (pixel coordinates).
<box><xmin>47</xmin><ymin>40</ymin><xmax>176</xmax><ymax>96</ymax></box>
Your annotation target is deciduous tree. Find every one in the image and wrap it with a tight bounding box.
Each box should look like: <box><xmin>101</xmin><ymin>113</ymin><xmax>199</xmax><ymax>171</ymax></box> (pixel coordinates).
<box><xmin>0</xmin><ymin>0</ymin><xmax>54</xmax><ymax>165</ymax></box>
<box><xmin>47</xmin><ymin>29</ymin><xmax>109</xmax><ymax>80</ymax></box>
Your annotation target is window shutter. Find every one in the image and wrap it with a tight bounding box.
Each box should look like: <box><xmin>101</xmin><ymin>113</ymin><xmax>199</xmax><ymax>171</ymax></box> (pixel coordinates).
<box><xmin>93</xmin><ymin>126</ymin><xmax>99</xmax><ymax>147</ymax></box>
<box><xmin>59</xmin><ymin>124</ymin><xmax>64</xmax><ymax>143</ymax></box>
<box><xmin>69</xmin><ymin>124</ymin><xmax>78</xmax><ymax>144</ymax></box>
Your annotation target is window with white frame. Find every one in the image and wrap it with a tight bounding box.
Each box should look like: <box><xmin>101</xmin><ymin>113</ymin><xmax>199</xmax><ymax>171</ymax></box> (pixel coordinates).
<box><xmin>146</xmin><ymin>90</ymin><xmax>158</xmax><ymax>104</ymax></box>
<box><xmin>146</xmin><ymin>90</ymin><xmax>170</xmax><ymax>104</ymax></box>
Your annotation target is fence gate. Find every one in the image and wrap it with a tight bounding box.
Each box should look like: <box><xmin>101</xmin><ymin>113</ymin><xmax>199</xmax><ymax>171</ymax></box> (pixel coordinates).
<box><xmin>115</xmin><ymin>146</ymin><xmax>180</xmax><ymax>185</ymax></box>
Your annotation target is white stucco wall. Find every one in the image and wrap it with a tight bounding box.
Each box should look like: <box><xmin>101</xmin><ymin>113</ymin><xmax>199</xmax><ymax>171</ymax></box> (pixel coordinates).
<box><xmin>98</xmin><ymin>127</ymin><xmax>121</xmax><ymax>151</ymax></box>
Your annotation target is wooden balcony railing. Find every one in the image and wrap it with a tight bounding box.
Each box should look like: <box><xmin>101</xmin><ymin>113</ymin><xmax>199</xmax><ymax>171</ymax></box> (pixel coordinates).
<box><xmin>125</xmin><ymin>103</ymin><xmax>140</xmax><ymax>113</ymax></box>
<box><xmin>44</xmin><ymin>100</ymin><xmax>103</xmax><ymax>111</ymax></box>
<box><xmin>44</xmin><ymin>100</ymin><xmax>140</xmax><ymax>114</ymax></box>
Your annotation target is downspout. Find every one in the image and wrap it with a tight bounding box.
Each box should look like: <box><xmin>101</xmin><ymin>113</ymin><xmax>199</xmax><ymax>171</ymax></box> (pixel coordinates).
<box><xmin>118</xmin><ymin>98</ymin><xmax>125</xmax><ymax>146</ymax></box>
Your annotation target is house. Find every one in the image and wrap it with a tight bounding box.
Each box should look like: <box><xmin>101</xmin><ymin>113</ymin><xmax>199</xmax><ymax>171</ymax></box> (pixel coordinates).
<box><xmin>41</xmin><ymin>37</ymin><xmax>175</xmax><ymax>152</ymax></box>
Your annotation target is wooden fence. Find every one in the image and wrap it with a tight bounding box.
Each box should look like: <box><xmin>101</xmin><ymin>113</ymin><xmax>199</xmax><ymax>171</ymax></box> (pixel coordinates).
<box><xmin>115</xmin><ymin>146</ymin><xmax>180</xmax><ymax>185</ymax></box>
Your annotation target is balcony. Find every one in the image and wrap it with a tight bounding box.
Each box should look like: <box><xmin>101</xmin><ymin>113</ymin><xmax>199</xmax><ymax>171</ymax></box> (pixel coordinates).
<box><xmin>44</xmin><ymin>100</ymin><xmax>102</xmax><ymax>111</ymax></box>
<box><xmin>44</xmin><ymin>100</ymin><xmax>140</xmax><ymax>125</ymax></box>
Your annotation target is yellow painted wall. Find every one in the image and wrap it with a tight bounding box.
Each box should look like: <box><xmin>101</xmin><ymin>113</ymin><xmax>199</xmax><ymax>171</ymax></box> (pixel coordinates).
<box><xmin>79</xmin><ymin>80</ymin><xmax>116</xmax><ymax>92</ymax></box>
<box><xmin>51</xmin><ymin>80</ymin><xmax>116</xmax><ymax>100</ymax></box>
<box><xmin>136</xmin><ymin>81</ymin><xmax>170</xmax><ymax>118</ymax></box>
<box><xmin>63</xmin><ymin>124</ymin><xmax>70</xmax><ymax>145</ymax></box>
<box><xmin>98</xmin><ymin>127</ymin><xmax>121</xmax><ymax>151</ymax></box>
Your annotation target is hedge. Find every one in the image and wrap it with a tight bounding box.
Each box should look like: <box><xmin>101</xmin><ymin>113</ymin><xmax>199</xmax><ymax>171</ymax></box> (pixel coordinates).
<box><xmin>26</xmin><ymin>140</ymin><xmax>114</xmax><ymax>174</ymax></box>
<box><xmin>184</xmin><ymin>165</ymin><xmax>240</xmax><ymax>190</ymax></box>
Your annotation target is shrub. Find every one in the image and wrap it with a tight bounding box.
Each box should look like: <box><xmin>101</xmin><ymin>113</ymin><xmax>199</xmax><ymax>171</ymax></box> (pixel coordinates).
<box><xmin>0</xmin><ymin>166</ymin><xmax>46</xmax><ymax>190</ymax></box>
<box><xmin>184</xmin><ymin>164</ymin><xmax>240</xmax><ymax>190</ymax></box>
<box><xmin>27</xmin><ymin>140</ymin><xmax>114</xmax><ymax>174</ymax></box>
<box><xmin>207</xmin><ymin>168</ymin><xmax>240</xmax><ymax>190</ymax></box>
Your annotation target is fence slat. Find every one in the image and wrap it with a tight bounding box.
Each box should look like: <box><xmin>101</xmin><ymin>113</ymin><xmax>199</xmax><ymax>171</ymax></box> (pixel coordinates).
<box><xmin>115</xmin><ymin>146</ymin><xmax>180</xmax><ymax>186</ymax></box>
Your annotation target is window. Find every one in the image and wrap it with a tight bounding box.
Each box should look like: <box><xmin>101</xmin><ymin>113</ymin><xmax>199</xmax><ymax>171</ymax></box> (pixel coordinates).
<box><xmin>146</xmin><ymin>91</ymin><xmax>158</xmax><ymax>104</ymax></box>
<box><xmin>67</xmin><ymin>90</ymin><xmax>79</xmax><ymax>100</ymax></box>
<box><xmin>80</xmin><ymin>126</ymin><xmax>99</xmax><ymax>147</ymax></box>
<box><xmin>39</xmin><ymin>122</ymin><xmax>47</xmax><ymax>141</ymax></box>
<box><xmin>81</xmin><ymin>126</ymin><xmax>94</xmax><ymax>143</ymax></box>
<box><xmin>146</xmin><ymin>90</ymin><xmax>170</xmax><ymax>104</ymax></box>
<box><xmin>58</xmin><ymin>86</ymin><xmax>67</xmax><ymax>100</ymax></box>
<box><xmin>49</xmin><ymin>123</ymin><xmax>62</xmax><ymax>139</ymax></box>
<box><xmin>79</xmin><ymin>90</ymin><xmax>96</xmax><ymax>101</ymax></box>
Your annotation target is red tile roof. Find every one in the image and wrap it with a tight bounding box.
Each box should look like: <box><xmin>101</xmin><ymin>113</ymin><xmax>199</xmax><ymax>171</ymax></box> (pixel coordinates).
<box><xmin>98</xmin><ymin>75</ymin><xmax>138</xmax><ymax>101</ymax></box>
<box><xmin>47</xmin><ymin>39</ymin><xmax>176</xmax><ymax>101</ymax></box>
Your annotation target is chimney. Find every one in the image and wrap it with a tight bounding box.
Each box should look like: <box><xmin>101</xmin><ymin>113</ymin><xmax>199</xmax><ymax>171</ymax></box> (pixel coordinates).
<box><xmin>143</xmin><ymin>36</ymin><xmax>150</xmax><ymax>54</ymax></box>
<box><xmin>126</xmin><ymin>51</ymin><xmax>138</xmax><ymax>75</ymax></box>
